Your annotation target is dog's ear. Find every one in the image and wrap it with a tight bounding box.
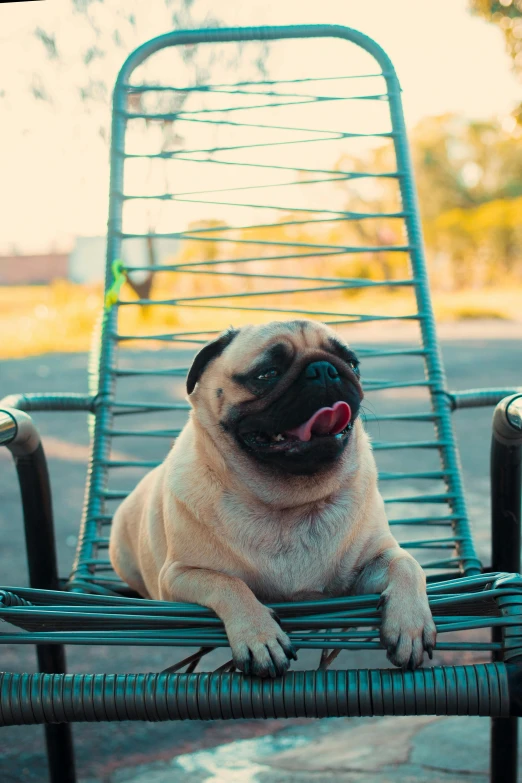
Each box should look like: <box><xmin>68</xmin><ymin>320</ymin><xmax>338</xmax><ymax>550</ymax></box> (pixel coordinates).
<box><xmin>186</xmin><ymin>328</ymin><xmax>239</xmax><ymax>395</ymax></box>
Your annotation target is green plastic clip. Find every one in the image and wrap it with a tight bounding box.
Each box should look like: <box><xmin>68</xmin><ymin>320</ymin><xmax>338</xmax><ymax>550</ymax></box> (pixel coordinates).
<box><xmin>105</xmin><ymin>259</ymin><xmax>127</xmax><ymax>309</ymax></box>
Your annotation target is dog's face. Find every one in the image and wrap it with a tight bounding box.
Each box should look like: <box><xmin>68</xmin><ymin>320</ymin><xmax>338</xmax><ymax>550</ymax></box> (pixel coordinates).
<box><xmin>186</xmin><ymin>320</ymin><xmax>363</xmax><ymax>477</ymax></box>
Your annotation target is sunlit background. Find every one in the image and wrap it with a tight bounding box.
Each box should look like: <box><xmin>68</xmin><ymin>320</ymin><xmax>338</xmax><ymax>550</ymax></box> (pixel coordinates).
<box><xmin>0</xmin><ymin>0</ymin><xmax>521</xmax><ymax>357</ymax></box>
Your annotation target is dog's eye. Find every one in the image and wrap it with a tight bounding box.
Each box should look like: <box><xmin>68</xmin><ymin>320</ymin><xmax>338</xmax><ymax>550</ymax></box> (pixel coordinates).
<box><xmin>256</xmin><ymin>368</ymin><xmax>280</xmax><ymax>381</ymax></box>
<box><xmin>349</xmin><ymin>360</ymin><xmax>360</xmax><ymax>375</ymax></box>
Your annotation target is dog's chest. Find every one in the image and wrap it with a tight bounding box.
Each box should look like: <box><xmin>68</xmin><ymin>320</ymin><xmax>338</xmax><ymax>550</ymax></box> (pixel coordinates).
<box><xmin>219</xmin><ymin>494</ymin><xmax>353</xmax><ymax>600</ymax></box>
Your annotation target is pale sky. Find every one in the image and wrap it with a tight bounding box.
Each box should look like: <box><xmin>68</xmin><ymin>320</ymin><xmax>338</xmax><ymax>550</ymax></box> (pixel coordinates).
<box><xmin>0</xmin><ymin>0</ymin><xmax>520</xmax><ymax>254</ymax></box>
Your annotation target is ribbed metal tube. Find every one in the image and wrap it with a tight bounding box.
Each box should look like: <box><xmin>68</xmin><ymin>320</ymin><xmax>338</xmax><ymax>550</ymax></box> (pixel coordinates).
<box><xmin>449</xmin><ymin>389</ymin><xmax>522</xmax><ymax>411</ymax></box>
<box><xmin>0</xmin><ymin>407</ymin><xmax>40</xmax><ymax>456</ymax></box>
<box><xmin>0</xmin><ymin>410</ymin><xmax>17</xmax><ymax>447</ymax></box>
<box><xmin>0</xmin><ymin>393</ymin><xmax>98</xmax><ymax>413</ymax></box>
<box><xmin>0</xmin><ymin>664</ymin><xmax>510</xmax><ymax>726</ymax></box>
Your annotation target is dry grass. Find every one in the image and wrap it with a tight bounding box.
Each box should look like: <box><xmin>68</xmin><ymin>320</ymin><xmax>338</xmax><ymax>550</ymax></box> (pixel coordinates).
<box><xmin>0</xmin><ymin>280</ymin><xmax>103</xmax><ymax>359</ymax></box>
<box><xmin>0</xmin><ymin>279</ymin><xmax>519</xmax><ymax>359</ymax></box>
<box><xmin>432</xmin><ymin>288</ymin><xmax>519</xmax><ymax>322</ymax></box>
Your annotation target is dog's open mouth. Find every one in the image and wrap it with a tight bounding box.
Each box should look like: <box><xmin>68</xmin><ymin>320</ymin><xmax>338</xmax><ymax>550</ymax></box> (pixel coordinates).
<box><xmin>240</xmin><ymin>401</ymin><xmax>352</xmax><ymax>452</ymax></box>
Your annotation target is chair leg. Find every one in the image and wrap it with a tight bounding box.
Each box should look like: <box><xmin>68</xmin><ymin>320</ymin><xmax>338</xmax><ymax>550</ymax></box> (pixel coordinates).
<box><xmin>491</xmin><ymin>622</ymin><xmax>519</xmax><ymax>782</ymax></box>
<box><xmin>491</xmin><ymin>717</ymin><xmax>518</xmax><ymax>783</ymax></box>
<box><xmin>37</xmin><ymin>646</ymin><xmax>77</xmax><ymax>783</ymax></box>
<box><xmin>490</xmin><ymin>404</ymin><xmax>522</xmax><ymax>783</ymax></box>
<box><xmin>12</xmin><ymin>444</ymin><xmax>78</xmax><ymax>783</ymax></box>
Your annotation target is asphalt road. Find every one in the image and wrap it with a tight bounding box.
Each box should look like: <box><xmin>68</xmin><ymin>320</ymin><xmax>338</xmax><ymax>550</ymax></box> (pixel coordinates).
<box><xmin>0</xmin><ymin>325</ymin><xmax>521</xmax><ymax>782</ymax></box>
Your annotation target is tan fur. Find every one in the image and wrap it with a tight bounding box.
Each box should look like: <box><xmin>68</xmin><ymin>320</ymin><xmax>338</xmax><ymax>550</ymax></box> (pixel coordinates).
<box><xmin>110</xmin><ymin>320</ymin><xmax>436</xmax><ymax>675</ymax></box>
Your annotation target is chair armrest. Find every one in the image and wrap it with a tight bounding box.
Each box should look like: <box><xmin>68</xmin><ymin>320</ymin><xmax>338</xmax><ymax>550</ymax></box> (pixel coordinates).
<box><xmin>493</xmin><ymin>395</ymin><xmax>522</xmax><ymax>445</ymax></box>
<box><xmin>0</xmin><ymin>407</ymin><xmax>41</xmax><ymax>454</ymax></box>
<box><xmin>447</xmin><ymin>388</ymin><xmax>522</xmax><ymax>410</ymax></box>
<box><xmin>491</xmin><ymin>394</ymin><xmax>522</xmax><ymax>577</ymax></box>
<box><xmin>0</xmin><ymin>392</ymin><xmax>98</xmax><ymax>413</ymax></box>
<box><xmin>0</xmin><ymin>407</ymin><xmax>60</xmax><ymax>591</ymax></box>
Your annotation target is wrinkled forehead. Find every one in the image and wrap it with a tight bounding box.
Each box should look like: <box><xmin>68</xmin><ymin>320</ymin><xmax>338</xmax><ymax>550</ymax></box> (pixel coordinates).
<box><xmin>223</xmin><ymin>320</ymin><xmax>337</xmax><ymax>369</ymax></box>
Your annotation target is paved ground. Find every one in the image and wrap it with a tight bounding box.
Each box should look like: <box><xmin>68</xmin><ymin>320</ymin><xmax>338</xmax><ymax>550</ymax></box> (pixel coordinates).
<box><xmin>0</xmin><ymin>321</ymin><xmax>521</xmax><ymax>782</ymax></box>
<box><xmin>109</xmin><ymin>715</ymin><xmax>516</xmax><ymax>782</ymax></box>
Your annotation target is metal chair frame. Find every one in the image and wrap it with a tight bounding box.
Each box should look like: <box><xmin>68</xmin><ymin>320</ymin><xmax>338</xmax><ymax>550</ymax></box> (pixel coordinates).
<box><xmin>1</xmin><ymin>25</ymin><xmax>522</xmax><ymax>783</ymax></box>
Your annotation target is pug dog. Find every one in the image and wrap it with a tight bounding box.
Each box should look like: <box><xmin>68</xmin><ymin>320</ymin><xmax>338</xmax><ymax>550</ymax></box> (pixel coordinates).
<box><xmin>110</xmin><ymin>319</ymin><xmax>436</xmax><ymax>677</ymax></box>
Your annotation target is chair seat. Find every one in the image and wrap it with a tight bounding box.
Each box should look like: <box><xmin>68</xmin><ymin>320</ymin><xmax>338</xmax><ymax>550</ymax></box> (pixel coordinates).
<box><xmin>1</xmin><ymin>573</ymin><xmax>520</xmax><ymax>671</ymax></box>
<box><xmin>1</xmin><ymin>573</ymin><xmax>521</xmax><ymax>725</ymax></box>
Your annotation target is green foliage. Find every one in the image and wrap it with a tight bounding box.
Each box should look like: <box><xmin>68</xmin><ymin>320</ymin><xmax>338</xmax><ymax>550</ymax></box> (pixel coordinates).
<box><xmin>28</xmin><ymin>1</ymin><xmax>265</xmax><ymax>140</ymax></box>
<box><xmin>333</xmin><ymin>113</ymin><xmax>522</xmax><ymax>289</ymax></box>
<box><xmin>430</xmin><ymin>194</ymin><xmax>522</xmax><ymax>287</ymax></box>
<box><xmin>470</xmin><ymin>1</ymin><xmax>522</xmax><ymax>69</ymax></box>
<box><xmin>415</xmin><ymin>115</ymin><xmax>522</xmax><ymax>286</ymax></box>
<box><xmin>470</xmin><ymin>0</ymin><xmax>522</xmax><ymax>119</ymax></box>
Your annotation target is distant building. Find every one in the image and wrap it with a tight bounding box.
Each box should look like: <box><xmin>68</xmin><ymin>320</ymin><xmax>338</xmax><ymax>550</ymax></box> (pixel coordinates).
<box><xmin>67</xmin><ymin>237</ymin><xmax>106</xmax><ymax>283</ymax></box>
<box><xmin>0</xmin><ymin>235</ymin><xmax>180</xmax><ymax>286</ymax></box>
<box><xmin>68</xmin><ymin>236</ymin><xmax>180</xmax><ymax>284</ymax></box>
<box><xmin>0</xmin><ymin>253</ymin><xmax>69</xmax><ymax>285</ymax></box>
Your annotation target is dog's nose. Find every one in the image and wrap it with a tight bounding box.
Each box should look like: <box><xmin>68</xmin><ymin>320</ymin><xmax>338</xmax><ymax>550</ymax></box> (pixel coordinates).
<box><xmin>304</xmin><ymin>361</ymin><xmax>340</xmax><ymax>384</ymax></box>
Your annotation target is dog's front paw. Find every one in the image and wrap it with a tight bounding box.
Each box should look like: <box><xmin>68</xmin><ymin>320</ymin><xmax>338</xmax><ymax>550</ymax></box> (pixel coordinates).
<box><xmin>379</xmin><ymin>588</ymin><xmax>436</xmax><ymax>670</ymax></box>
<box><xmin>224</xmin><ymin>606</ymin><xmax>297</xmax><ymax>678</ymax></box>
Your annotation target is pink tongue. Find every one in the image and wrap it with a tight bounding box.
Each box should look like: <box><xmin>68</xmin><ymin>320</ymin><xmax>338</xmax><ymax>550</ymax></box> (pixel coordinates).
<box><xmin>285</xmin><ymin>401</ymin><xmax>352</xmax><ymax>442</ymax></box>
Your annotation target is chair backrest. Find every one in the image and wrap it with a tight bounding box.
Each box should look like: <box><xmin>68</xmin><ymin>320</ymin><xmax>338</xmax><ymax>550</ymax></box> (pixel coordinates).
<box><xmin>70</xmin><ymin>25</ymin><xmax>481</xmax><ymax>594</ymax></box>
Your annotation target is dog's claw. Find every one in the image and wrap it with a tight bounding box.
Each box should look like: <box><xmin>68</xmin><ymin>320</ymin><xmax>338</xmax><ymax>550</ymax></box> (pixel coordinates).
<box><xmin>406</xmin><ymin>652</ymin><xmax>416</xmax><ymax>671</ymax></box>
<box><xmin>280</xmin><ymin>639</ymin><xmax>298</xmax><ymax>661</ymax></box>
<box><xmin>380</xmin><ymin>592</ymin><xmax>436</xmax><ymax>670</ymax></box>
<box><xmin>225</xmin><ymin>605</ymin><xmax>295</xmax><ymax>678</ymax></box>
<box><xmin>235</xmin><ymin>650</ymin><xmax>252</xmax><ymax>676</ymax></box>
<box><xmin>252</xmin><ymin>653</ymin><xmax>278</xmax><ymax>679</ymax></box>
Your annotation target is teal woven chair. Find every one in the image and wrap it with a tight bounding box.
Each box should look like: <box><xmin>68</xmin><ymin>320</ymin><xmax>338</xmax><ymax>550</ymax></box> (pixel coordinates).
<box><xmin>1</xmin><ymin>25</ymin><xmax>522</xmax><ymax>783</ymax></box>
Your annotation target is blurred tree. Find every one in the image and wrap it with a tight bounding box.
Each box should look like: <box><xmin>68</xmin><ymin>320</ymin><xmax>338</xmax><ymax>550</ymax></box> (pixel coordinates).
<box><xmin>179</xmin><ymin>220</ymin><xmax>227</xmax><ymax>265</ymax></box>
<box><xmin>333</xmin><ymin>113</ymin><xmax>522</xmax><ymax>288</ymax></box>
<box><xmin>162</xmin><ymin>219</ymin><xmax>230</xmax><ymax>300</ymax></box>
<box><xmin>32</xmin><ymin>1</ymin><xmax>233</xmax><ymax>133</ymax></box>
<box><xmin>470</xmin><ymin>0</ymin><xmax>522</xmax><ymax>120</ymax></box>
<box><xmin>413</xmin><ymin>115</ymin><xmax>522</xmax><ymax>285</ymax></box>
<box><xmin>432</xmin><ymin>196</ymin><xmax>522</xmax><ymax>287</ymax></box>
<box><xmin>413</xmin><ymin>114</ymin><xmax>522</xmax><ymax>216</ymax></box>
<box><xmin>30</xmin><ymin>0</ymin><xmax>267</xmax><ymax>300</ymax></box>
